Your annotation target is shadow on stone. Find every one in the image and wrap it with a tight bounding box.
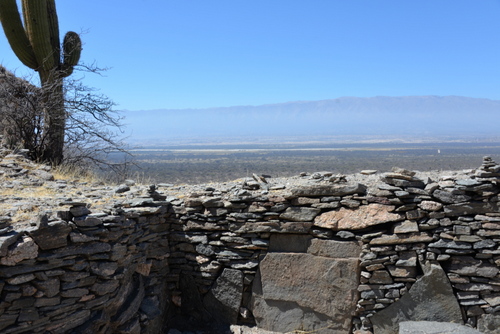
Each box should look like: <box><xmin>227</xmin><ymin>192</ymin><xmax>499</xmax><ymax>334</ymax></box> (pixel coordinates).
<box><xmin>371</xmin><ymin>262</ymin><xmax>463</xmax><ymax>334</ymax></box>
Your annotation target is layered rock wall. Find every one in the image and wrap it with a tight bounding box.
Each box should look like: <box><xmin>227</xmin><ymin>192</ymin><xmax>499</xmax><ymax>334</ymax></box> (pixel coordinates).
<box><xmin>1</xmin><ymin>153</ymin><xmax>500</xmax><ymax>333</ymax></box>
<box><xmin>0</xmin><ymin>200</ymin><xmax>171</xmax><ymax>333</ymax></box>
<box><xmin>165</xmin><ymin>159</ymin><xmax>500</xmax><ymax>333</ymax></box>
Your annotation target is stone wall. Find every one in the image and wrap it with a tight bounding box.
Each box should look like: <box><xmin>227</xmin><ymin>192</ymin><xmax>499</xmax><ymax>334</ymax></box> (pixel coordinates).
<box><xmin>165</xmin><ymin>158</ymin><xmax>500</xmax><ymax>334</ymax></box>
<box><xmin>0</xmin><ymin>198</ymin><xmax>172</xmax><ymax>333</ymax></box>
<box><xmin>1</xmin><ymin>154</ymin><xmax>500</xmax><ymax>333</ymax></box>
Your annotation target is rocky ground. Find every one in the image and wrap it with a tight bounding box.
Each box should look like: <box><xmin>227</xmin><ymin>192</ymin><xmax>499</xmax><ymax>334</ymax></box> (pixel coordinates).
<box><xmin>1</xmin><ymin>142</ymin><xmax>499</xmax><ymax>334</ymax></box>
<box><xmin>0</xmin><ymin>145</ymin><xmax>477</xmax><ymax>235</ymax></box>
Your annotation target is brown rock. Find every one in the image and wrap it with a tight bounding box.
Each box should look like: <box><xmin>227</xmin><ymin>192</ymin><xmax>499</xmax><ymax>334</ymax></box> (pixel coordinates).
<box><xmin>314</xmin><ymin>204</ymin><xmax>403</xmax><ymax>230</ymax></box>
<box><xmin>483</xmin><ymin>294</ymin><xmax>500</xmax><ymax>307</ymax></box>
<box><xmin>136</xmin><ymin>262</ymin><xmax>152</xmax><ymax>276</ymax></box>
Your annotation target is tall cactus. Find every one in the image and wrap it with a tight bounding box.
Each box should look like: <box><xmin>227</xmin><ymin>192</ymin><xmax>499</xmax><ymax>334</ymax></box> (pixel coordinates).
<box><xmin>0</xmin><ymin>0</ymin><xmax>82</xmax><ymax>164</ymax></box>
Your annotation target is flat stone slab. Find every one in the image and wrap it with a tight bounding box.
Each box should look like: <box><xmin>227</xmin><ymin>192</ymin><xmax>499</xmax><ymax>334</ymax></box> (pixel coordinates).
<box><xmin>307</xmin><ymin>239</ymin><xmax>361</xmax><ymax>259</ymax></box>
<box><xmin>444</xmin><ymin>202</ymin><xmax>499</xmax><ymax>217</ymax></box>
<box><xmin>290</xmin><ymin>183</ymin><xmax>366</xmax><ymax>197</ymax></box>
<box><xmin>370</xmin><ymin>233</ymin><xmax>433</xmax><ymax>245</ymax></box>
<box><xmin>360</xmin><ymin>170</ymin><xmax>378</xmax><ymax>175</ymax></box>
<box><xmin>279</xmin><ymin>207</ymin><xmax>320</xmax><ymax>222</ymax></box>
<box><xmin>314</xmin><ymin>204</ymin><xmax>404</xmax><ymax>231</ymax></box>
<box><xmin>251</xmin><ymin>252</ymin><xmax>359</xmax><ymax>333</ymax></box>
<box><xmin>399</xmin><ymin>321</ymin><xmax>482</xmax><ymax>334</ymax></box>
<box><xmin>229</xmin><ymin>221</ymin><xmax>313</xmax><ymax>234</ymax></box>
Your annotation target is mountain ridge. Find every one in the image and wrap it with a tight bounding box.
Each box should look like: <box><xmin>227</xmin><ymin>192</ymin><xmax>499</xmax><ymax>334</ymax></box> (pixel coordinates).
<box><xmin>125</xmin><ymin>95</ymin><xmax>500</xmax><ymax>113</ymax></box>
<box><xmin>121</xmin><ymin>96</ymin><xmax>500</xmax><ymax>143</ymax></box>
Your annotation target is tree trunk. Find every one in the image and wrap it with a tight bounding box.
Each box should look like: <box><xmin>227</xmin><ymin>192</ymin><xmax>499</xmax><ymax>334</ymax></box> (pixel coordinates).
<box><xmin>39</xmin><ymin>70</ymin><xmax>65</xmax><ymax>165</ymax></box>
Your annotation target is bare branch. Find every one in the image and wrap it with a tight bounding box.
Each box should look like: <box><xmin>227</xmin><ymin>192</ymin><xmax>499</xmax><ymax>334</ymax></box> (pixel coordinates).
<box><xmin>0</xmin><ymin>64</ymin><xmax>131</xmax><ymax>174</ymax></box>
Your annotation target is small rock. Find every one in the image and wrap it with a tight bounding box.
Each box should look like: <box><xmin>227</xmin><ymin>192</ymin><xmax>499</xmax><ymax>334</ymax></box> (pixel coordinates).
<box><xmin>124</xmin><ymin>179</ymin><xmax>136</xmax><ymax>186</ymax></box>
<box><xmin>115</xmin><ymin>184</ymin><xmax>130</xmax><ymax>193</ymax></box>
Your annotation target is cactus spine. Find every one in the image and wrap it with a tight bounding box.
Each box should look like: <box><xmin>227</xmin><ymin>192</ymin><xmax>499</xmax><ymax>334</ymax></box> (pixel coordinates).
<box><xmin>0</xmin><ymin>0</ymin><xmax>82</xmax><ymax>164</ymax></box>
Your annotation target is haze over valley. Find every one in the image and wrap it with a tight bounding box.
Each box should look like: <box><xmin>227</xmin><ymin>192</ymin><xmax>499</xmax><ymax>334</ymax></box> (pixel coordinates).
<box><xmin>112</xmin><ymin>95</ymin><xmax>500</xmax><ymax>184</ymax></box>
<box><xmin>122</xmin><ymin>95</ymin><xmax>500</xmax><ymax>146</ymax></box>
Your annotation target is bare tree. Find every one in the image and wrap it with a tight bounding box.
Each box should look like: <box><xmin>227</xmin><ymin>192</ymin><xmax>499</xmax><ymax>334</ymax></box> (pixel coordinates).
<box><xmin>61</xmin><ymin>65</ymin><xmax>130</xmax><ymax>171</ymax></box>
<box><xmin>0</xmin><ymin>64</ymin><xmax>130</xmax><ymax>171</ymax></box>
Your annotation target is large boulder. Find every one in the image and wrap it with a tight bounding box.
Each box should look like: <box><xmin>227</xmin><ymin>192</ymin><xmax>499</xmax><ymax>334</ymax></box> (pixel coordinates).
<box><xmin>204</xmin><ymin>268</ymin><xmax>244</xmax><ymax>324</ymax></box>
<box><xmin>371</xmin><ymin>263</ymin><xmax>463</xmax><ymax>334</ymax></box>
<box><xmin>250</xmin><ymin>240</ymin><xmax>360</xmax><ymax>333</ymax></box>
<box><xmin>477</xmin><ymin>314</ymin><xmax>500</xmax><ymax>334</ymax></box>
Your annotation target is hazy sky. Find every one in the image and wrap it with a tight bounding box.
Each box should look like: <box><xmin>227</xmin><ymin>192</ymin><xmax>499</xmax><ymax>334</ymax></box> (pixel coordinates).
<box><xmin>1</xmin><ymin>0</ymin><xmax>500</xmax><ymax>111</ymax></box>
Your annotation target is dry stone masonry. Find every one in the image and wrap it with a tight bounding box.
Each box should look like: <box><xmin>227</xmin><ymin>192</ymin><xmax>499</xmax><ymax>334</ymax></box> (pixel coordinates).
<box><xmin>0</xmin><ymin>143</ymin><xmax>500</xmax><ymax>333</ymax></box>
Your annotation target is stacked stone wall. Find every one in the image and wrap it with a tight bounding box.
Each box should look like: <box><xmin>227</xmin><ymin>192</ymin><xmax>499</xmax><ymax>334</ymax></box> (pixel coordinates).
<box><xmin>1</xmin><ymin>154</ymin><xmax>500</xmax><ymax>333</ymax></box>
<box><xmin>0</xmin><ymin>196</ymin><xmax>172</xmax><ymax>333</ymax></box>
<box><xmin>164</xmin><ymin>158</ymin><xmax>500</xmax><ymax>333</ymax></box>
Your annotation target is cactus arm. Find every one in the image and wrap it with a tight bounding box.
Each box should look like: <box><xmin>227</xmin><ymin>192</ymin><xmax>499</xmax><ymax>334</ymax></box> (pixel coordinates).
<box><xmin>0</xmin><ymin>0</ymin><xmax>38</xmax><ymax>69</ymax></box>
<box><xmin>22</xmin><ymin>0</ymin><xmax>56</xmax><ymax>72</ymax></box>
<box><xmin>61</xmin><ymin>30</ymin><xmax>81</xmax><ymax>77</ymax></box>
<box><xmin>63</xmin><ymin>31</ymin><xmax>81</xmax><ymax>67</ymax></box>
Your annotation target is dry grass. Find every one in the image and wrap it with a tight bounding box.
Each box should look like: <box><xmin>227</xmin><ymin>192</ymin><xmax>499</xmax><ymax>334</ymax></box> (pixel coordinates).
<box><xmin>0</xmin><ymin>154</ymin><xmax>128</xmax><ymax>225</ymax></box>
<box><xmin>10</xmin><ymin>207</ymin><xmax>40</xmax><ymax>224</ymax></box>
<box><xmin>52</xmin><ymin>164</ymin><xmax>104</xmax><ymax>184</ymax></box>
<box><xmin>0</xmin><ymin>185</ymin><xmax>58</xmax><ymax>198</ymax></box>
<box><xmin>0</xmin><ymin>185</ymin><xmax>58</xmax><ymax>223</ymax></box>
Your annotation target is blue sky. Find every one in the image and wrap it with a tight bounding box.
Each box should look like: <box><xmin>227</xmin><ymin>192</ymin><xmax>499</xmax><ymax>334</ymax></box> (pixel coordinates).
<box><xmin>1</xmin><ymin>0</ymin><xmax>500</xmax><ymax>111</ymax></box>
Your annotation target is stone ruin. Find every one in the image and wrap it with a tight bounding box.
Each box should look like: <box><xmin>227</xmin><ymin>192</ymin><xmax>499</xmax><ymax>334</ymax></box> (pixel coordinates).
<box><xmin>0</xmin><ymin>145</ymin><xmax>500</xmax><ymax>333</ymax></box>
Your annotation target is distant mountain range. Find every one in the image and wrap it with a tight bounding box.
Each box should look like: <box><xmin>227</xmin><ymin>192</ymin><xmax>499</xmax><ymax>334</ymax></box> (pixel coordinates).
<box><xmin>121</xmin><ymin>96</ymin><xmax>500</xmax><ymax>145</ymax></box>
